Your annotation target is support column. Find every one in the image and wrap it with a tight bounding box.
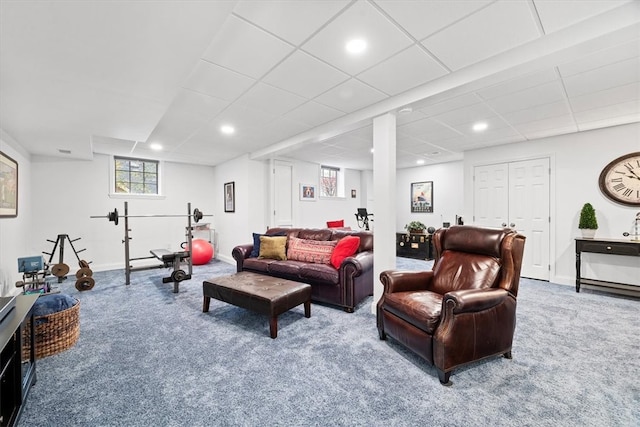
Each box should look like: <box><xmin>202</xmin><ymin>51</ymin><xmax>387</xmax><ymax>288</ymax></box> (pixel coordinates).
<box><xmin>371</xmin><ymin>112</ymin><xmax>396</xmax><ymax>313</ymax></box>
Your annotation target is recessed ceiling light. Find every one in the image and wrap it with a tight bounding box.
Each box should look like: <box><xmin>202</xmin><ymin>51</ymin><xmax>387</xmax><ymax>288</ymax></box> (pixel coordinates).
<box><xmin>149</xmin><ymin>143</ymin><xmax>162</xmax><ymax>151</ymax></box>
<box><xmin>416</xmin><ymin>159</ymin><xmax>425</xmax><ymax>165</ymax></box>
<box><xmin>221</xmin><ymin>125</ymin><xmax>235</xmax><ymax>135</ymax></box>
<box><xmin>370</xmin><ymin>148</ymin><xmax>374</xmax><ymax>153</ymax></box>
<box><xmin>473</xmin><ymin>122</ymin><xmax>488</xmax><ymax>132</ymax></box>
<box><xmin>346</xmin><ymin>38</ymin><xmax>367</xmax><ymax>54</ymax></box>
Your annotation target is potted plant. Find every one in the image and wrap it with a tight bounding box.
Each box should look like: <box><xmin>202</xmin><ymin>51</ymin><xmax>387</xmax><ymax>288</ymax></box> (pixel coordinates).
<box><xmin>578</xmin><ymin>203</ymin><xmax>598</xmax><ymax>238</ymax></box>
<box><xmin>405</xmin><ymin>220</ymin><xmax>427</xmax><ymax>234</ymax></box>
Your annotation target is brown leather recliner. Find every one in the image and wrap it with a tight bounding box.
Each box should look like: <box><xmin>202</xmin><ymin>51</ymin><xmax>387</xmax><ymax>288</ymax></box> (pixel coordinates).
<box><xmin>377</xmin><ymin>225</ymin><xmax>525</xmax><ymax>385</ymax></box>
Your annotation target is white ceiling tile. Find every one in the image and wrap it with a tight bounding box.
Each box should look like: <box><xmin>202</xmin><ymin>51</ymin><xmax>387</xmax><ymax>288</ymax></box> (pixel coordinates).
<box><xmin>573</xmin><ymin>100</ymin><xmax>640</xmax><ymax>124</ymax></box>
<box><xmin>522</xmin><ymin>126</ymin><xmax>579</xmax><ymax>141</ymax></box>
<box><xmin>301</xmin><ymin>0</ymin><xmax>414</xmax><ymax>76</ymax></box>
<box><xmin>314</xmin><ymin>79</ymin><xmax>388</xmax><ymax>113</ymax></box>
<box><xmin>562</xmin><ymin>57</ymin><xmax>640</xmax><ymax>98</ymax></box>
<box><xmin>262</xmin><ymin>51</ymin><xmax>350</xmax><ymax>98</ymax></box>
<box><xmin>577</xmin><ymin>113</ymin><xmax>640</xmax><ymax>132</ymax></box>
<box><xmin>417</xmin><ymin>93</ymin><xmax>483</xmax><ymax>117</ymax></box>
<box><xmin>534</xmin><ymin>0</ymin><xmax>632</xmax><ymax>34</ymax></box>
<box><xmin>476</xmin><ymin>69</ymin><xmax>558</xmax><ymax>100</ymax></box>
<box><xmin>421</xmin><ymin>1</ymin><xmax>541</xmax><ymax>70</ymax></box>
<box><xmin>236</xmin><ymin>82</ymin><xmax>307</xmax><ymax>116</ymax></box>
<box><xmin>398</xmin><ymin>117</ymin><xmax>462</xmax><ymax>140</ymax></box>
<box><xmin>432</xmin><ymin>102</ymin><xmax>500</xmax><ymax>127</ymax></box>
<box><xmin>357</xmin><ymin>45</ymin><xmax>449</xmax><ymax>96</ymax></box>
<box><xmin>283</xmin><ymin>101</ymin><xmax>345</xmax><ymax>128</ymax></box>
<box><xmin>170</xmin><ymin>89</ymin><xmax>229</xmax><ymax>119</ymax></box>
<box><xmin>213</xmin><ymin>103</ymin><xmax>277</xmax><ymax>129</ymax></box>
<box><xmin>512</xmin><ymin>114</ymin><xmax>578</xmax><ymax>135</ymax></box>
<box><xmin>184</xmin><ymin>60</ymin><xmax>256</xmax><ymax>101</ymax></box>
<box><xmin>558</xmin><ymin>39</ymin><xmax>640</xmax><ymax>77</ymax></box>
<box><xmin>232</xmin><ymin>0</ymin><xmax>349</xmax><ymax>45</ymax></box>
<box><xmin>146</xmin><ymin>109</ymin><xmax>209</xmax><ymax>147</ymax></box>
<box><xmin>447</xmin><ymin>116</ymin><xmax>514</xmax><ymax>137</ymax></box>
<box><xmin>258</xmin><ymin>117</ymin><xmax>309</xmax><ymax>144</ymax></box>
<box><xmin>201</xmin><ymin>15</ymin><xmax>294</xmax><ymax>79</ymax></box>
<box><xmin>569</xmin><ymin>82</ymin><xmax>640</xmax><ymax>113</ymax></box>
<box><xmin>502</xmin><ymin>101</ymin><xmax>572</xmax><ymax>125</ymax></box>
<box><xmin>373</xmin><ymin>0</ymin><xmax>492</xmax><ymax>41</ymax></box>
<box><xmin>486</xmin><ymin>80</ymin><xmax>567</xmax><ymax>114</ymax></box>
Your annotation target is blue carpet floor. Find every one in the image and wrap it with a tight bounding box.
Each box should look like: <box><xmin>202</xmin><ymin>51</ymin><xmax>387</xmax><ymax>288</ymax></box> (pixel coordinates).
<box><xmin>15</xmin><ymin>258</ymin><xmax>640</xmax><ymax>426</ymax></box>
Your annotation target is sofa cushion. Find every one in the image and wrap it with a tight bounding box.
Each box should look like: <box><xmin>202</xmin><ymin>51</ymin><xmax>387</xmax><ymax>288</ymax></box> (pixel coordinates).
<box><xmin>250</xmin><ymin>231</ymin><xmax>286</xmax><ymax>258</ymax></box>
<box><xmin>243</xmin><ymin>258</ymin><xmax>277</xmax><ymax>273</ymax></box>
<box><xmin>268</xmin><ymin>260</ymin><xmax>306</xmax><ymax>277</ymax></box>
<box><xmin>287</xmin><ymin>237</ymin><xmax>337</xmax><ymax>264</ymax></box>
<box><xmin>382</xmin><ymin>290</ymin><xmax>443</xmax><ymax>334</ymax></box>
<box><xmin>299</xmin><ymin>263</ymin><xmax>339</xmax><ymax>285</ymax></box>
<box><xmin>297</xmin><ymin>229</ymin><xmax>332</xmax><ymax>241</ymax></box>
<box><xmin>330</xmin><ymin>236</ymin><xmax>360</xmax><ymax>269</ymax></box>
<box><xmin>258</xmin><ymin>236</ymin><xmax>288</xmax><ymax>260</ymax></box>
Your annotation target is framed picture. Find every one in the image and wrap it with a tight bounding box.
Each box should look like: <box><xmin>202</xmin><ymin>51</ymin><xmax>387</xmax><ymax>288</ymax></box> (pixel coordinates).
<box><xmin>300</xmin><ymin>184</ymin><xmax>316</xmax><ymax>201</ymax></box>
<box><xmin>351</xmin><ymin>189</ymin><xmax>357</xmax><ymax>198</ymax></box>
<box><xmin>0</xmin><ymin>151</ymin><xmax>18</xmax><ymax>218</ymax></box>
<box><xmin>224</xmin><ymin>181</ymin><xmax>235</xmax><ymax>213</ymax></box>
<box><xmin>411</xmin><ymin>181</ymin><xmax>433</xmax><ymax>213</ymax></box>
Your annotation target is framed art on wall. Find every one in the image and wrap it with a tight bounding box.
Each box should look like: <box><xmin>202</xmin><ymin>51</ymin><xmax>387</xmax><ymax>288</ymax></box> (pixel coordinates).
<box><xmin>224</xmin><ymin>181</ymin><xmax>235</xmax><ymax>212</ymax></box>
<box><xmin>0</xmin><ymin>151</ymin><xmax>18</xmax><ymax>217</ymax></box>
<box><xmin>300</xmin><ymin>184</ymin><xmax>316</xmax><ymax>201</ymax></box>
<box><xmin>411</xmin><ymin>181</ymin><xmax>433</xmax><ymax>213</ymax></box>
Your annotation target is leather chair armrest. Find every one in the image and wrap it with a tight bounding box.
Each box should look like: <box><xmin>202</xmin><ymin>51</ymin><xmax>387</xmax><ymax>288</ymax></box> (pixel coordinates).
<box><xmin>443</xmin><ymin>288</ymin><xmax>509</xmax><ymax>314</ymax></box>
<box><xmin>232</xmin><ymin>244</ymin><xmax>253</xmax><ymax>273</ymax></box>
<box><xmin>380</xmin><ymin>270</ymin><xmax>433</xmax><ymax>294</ymax></box>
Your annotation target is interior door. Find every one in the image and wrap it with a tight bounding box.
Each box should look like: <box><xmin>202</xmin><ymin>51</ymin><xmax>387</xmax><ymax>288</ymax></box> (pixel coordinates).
<box><xmin>273</xmin><ymin>160</ymin><xmax>293</xmax><ymax>228</ymax></box>
<box><xmin>474</xmin><ymin>158</ymin><xmax>550</xmax><ymax>280</ymax></box>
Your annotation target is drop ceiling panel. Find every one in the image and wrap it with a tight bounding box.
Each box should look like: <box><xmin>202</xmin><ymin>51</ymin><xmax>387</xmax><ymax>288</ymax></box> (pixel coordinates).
<box><xmin>432</xmin><ymin>103</ymin><xmax>501</xmax><ymax>128</ymax></box>
<box><xmin>421</xmin><ymin>1</ymin><xmax>541</xmax><ymax>71</ymax></box>
<box><xmin>357</xmin><ymin>45</ymin><xmax>449</xmax><ymax>96</ymax></box>
<box><xmin>557</xmin><ymin>38</ymin><xmax>640</xmax><ymax>77</ymax></box>
<box><xmin>262</xmin><ymin>50</ymin><xmax>350</xmax><ymax>98</ymax></box>
<box><xmin>283</xmin><ymin>101</ymin><xmax>345</xmax><ymax>127</ymax></box>
<box><xmin>573</xmin><ymin>100</ymin><xmax>640</xmax><ymax>124</ymax></box>
<box><xmin>314</xmin><ymin>78</ymin><xmax>388</xmax><ymax>113</ymax></box>
<box><xmin>569</xmin><ymin>82</ymin><xmax>640</xmax><ymax>112</ymax></box>
<box><xmin>485</xmin><ymin>80</ymin><xmax>567</xmax><ymax>115</ymax></box>
<box><xmin>562</xmin><ymin>57</ymin><xmax>640</xmax><ymax>98</ymax></box>
<box><xmin>374</xmin><ymin>0</ymin><xmax>492</xmax><ymax>41</ymax></box>
<box><xmin>301</xmin><ymin>0</ymin><xmax>414</xmax><ymax>76</ymax></box>
<box><xmin>235</xmin><ymin>82</ymin><xmax>307</xmax><ymax>116</ymax></box>
<box><xmin>502</xmin><ymin>101</ymin><xmax>572</xmax><ymax>125</ymax></box>
<box><xmin>533</xmin><ymin>0</ymin><xmax>632</xmax><ymax>34</ymax></box>
<box><xmin>475</xmin><ymin>69</ymin><xmax>559</xmax><ymax>100</ymax></box>
<box><xmin>201</xmin><ymin>15</ymin><xmax>294</xmax><ymax>79</ymax></box>
<box><xmin>232</xmin><ymin>0</ymin><xmax>349</xmax><ymax>46</ymax></box>
<box><xmin>398</xmin><ymin>118</ymin><xmax>462</xmax><ymax>140</ymax></box>
<box><xmin>577</xmin><ymin>113</ymin><xmax>640</xmax><ymax>131</ymax></box>
<box><xmin>417</xmin><ymin>93</ymin><xmax>483</xmax><ymax>117</ymax></box>
<box><xmin>184</xmin><ymin>60</ymin><xmax>256</xmax><ymax>101</ymax></box>
<box><xmin>512</xmin><ymin>114</ymin><xmax>577</xmax><ymax>135</ymax></box>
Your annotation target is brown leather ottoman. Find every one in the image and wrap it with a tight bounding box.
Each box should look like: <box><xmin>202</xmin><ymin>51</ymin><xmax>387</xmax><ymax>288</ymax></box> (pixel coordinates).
<box><xmin>202</xmin><ymin>271</ymin><xmax>311</xmax><ymax>338</ymax></box>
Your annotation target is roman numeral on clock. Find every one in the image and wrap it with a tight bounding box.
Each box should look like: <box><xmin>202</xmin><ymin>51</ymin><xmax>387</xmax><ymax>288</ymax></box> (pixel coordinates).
<box><xmin>622</xmin><ymin>188</ymin><xmax>633</xmax><ymax>197</ymax></box>
<box><xmin>613</xmin><ymin>183</ymin><xmax>626</xmax><ymax>191</ymax></box>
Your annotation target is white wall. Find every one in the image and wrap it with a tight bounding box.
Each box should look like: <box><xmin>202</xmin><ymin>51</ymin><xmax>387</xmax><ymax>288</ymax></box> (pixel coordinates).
<box><xmin>29</xmin><ymin>153</ymin><xmax>216</xmax><ymax>273</ymax></box>
<box><xmin>396</xmin><ymin>161</ymin><xmax>464</xmax><ymax>232</ymax></box>
<box><xmin>464</xmin><ymin>122</ymin><xmax>640</xmax><ymax>287</ymax></box>
<box><xmin>0</xmin><ymin>130</ymin><xmax>33</xmax><ymax>296</ymax></box>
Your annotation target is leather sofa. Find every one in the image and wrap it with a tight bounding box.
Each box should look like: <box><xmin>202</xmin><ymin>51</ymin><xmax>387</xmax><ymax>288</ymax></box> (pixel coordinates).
<box><xmin>232</xmin><ymin>228</ymin><xmax>373</xmax><ymax>312</ymax></box>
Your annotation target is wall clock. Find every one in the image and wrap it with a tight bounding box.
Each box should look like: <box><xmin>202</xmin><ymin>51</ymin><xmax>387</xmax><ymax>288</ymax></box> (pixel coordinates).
<box><xmin>598</xmin><ymin>152</ymin><xmax>640</xmax><ymax>206</ymax></box>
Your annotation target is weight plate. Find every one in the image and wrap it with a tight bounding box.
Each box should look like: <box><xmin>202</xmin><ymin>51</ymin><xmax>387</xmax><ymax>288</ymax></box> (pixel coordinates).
<box><xmin>75</xmin><ymin>276</ymin><xmax>95</xmax><ymax>291</ymax></box>
<box><xmin>15</xmin><ymin>281</ymin><xmax>25</xmax><ymax>288</ymax></box>
<box><xmin>193</xmin><ymin>208</ymin><xmax>203</xmax><ymax>223</ymax></box>
<box><xmin>75</xmin><ymin>267</ymin><xmax>93</xmax><ymax>278</ymax></box>
<box><xmin>51</xmin><ymin>263</ymin><xmax>70</xmax><ymax>277</ymax></box>
<box><xmin>171</xmin><ymin>269</ymin><xmax>187</xmax><ymax>282</ymax></box>
<box><xmin>79</xmin><ymin>259</ymin><xmax>90</xmax><ymax>269</ymax></box>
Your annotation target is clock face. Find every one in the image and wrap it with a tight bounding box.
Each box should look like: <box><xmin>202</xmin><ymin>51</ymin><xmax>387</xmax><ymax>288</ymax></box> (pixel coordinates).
<box><xmin>598</xmin><ymin>152</ymin><xmax>640</xmax><ymax>207</ymax></box>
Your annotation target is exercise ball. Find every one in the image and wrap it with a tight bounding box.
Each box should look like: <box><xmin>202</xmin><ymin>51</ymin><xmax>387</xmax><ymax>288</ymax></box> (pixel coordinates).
<box><xmin>187</xmin><ymin>239</ymin><xmax>214</xmax><ymax>265</ymax></box>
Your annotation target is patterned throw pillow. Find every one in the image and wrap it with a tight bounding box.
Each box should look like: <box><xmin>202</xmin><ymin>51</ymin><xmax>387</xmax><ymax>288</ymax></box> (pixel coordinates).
<box><xmin>258</xmin><ymin>236</ymin><xmax>288</xmax><ymax>260</ymax></box>
<box><xmin>287</xmin><ymin>237</ymin><xmax>337</xmax><ymax>265</ymax></box>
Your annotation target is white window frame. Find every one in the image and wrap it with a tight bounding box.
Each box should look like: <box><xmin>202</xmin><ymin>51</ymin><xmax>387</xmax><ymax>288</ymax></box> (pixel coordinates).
<box><xmin>109</xmin><ymin>155</ymin><xmax>165</xmax><ymax>199</ymax></box>
<box><xmin>319</xmin><ymin>165</ymin><xmax>345</xmax><ymax>199</ymax></box>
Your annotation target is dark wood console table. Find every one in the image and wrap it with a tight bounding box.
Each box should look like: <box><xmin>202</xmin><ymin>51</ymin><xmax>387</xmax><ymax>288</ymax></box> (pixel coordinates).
<box><xmin>0</xmin><ymin>294</ymin><xmax>38</xmax><ymax>427</ymax></box>
<box><xmin>396</xmin><ymin>233</ymin><xmax>433</xmax><ymax>260</ymax></box>
<box><xmin>575</xmin><ymin>238</ymin><xmax>640</xmax><ymax>293</ymax></box>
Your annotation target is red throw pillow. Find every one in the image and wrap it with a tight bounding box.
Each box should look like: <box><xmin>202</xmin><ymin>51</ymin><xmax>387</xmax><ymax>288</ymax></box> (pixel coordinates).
<box><xmin>326</xmin><ymin>219</ymin><xmax>344</xmax><ymax>228</ymax></box>
<box><xmin>330</xmin><ymin>236</ymin><xmax>361</xmax><ymax>269</ymax></box>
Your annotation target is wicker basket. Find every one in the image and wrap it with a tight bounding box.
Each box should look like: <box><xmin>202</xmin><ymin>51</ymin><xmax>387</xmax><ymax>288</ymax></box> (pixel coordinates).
<box><xmin>23</xmin><ymin>298</ymin><xmax>80</xmax><ymax>359</ymax></box>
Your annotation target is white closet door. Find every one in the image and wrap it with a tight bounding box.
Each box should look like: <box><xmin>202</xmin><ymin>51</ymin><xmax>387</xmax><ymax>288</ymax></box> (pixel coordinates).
<box><xmin>474</xmin><ymin>158</ymin><xmax>550</xmax><ymax>280</ymax></box>
<box><xmin>509</xmin><ymin>158</ymin><xmax>550</xmax><ymax>281</ymax></box>
<box><xmin>273</xmin><ymin>160</ymin><xmax>293</xmax><ymax>228</ymax></box>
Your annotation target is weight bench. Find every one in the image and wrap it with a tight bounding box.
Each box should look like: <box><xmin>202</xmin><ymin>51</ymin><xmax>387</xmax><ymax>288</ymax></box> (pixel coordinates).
<box><xmin>150</xmin><ymin>249</ymin><xmax>191</xmax><ymax>293</ymax></box>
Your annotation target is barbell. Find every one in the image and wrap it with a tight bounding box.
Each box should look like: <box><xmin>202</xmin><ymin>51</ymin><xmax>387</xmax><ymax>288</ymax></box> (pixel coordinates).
<box><xmin>91</xmin><ymin>207</ymin><xmax>209</xmax><ymax>226</ymax></box>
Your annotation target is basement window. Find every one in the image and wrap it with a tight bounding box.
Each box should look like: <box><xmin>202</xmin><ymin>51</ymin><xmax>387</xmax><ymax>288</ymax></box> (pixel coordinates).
<box><xmin>113</xmin><ymin>156</ymin><xmax>159</xmax><ymax>195</ymax></box>
<box><xmin>319</xmin><ymin>165</ymin><xmax>344</xmax><ymax>198</ymax></box>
